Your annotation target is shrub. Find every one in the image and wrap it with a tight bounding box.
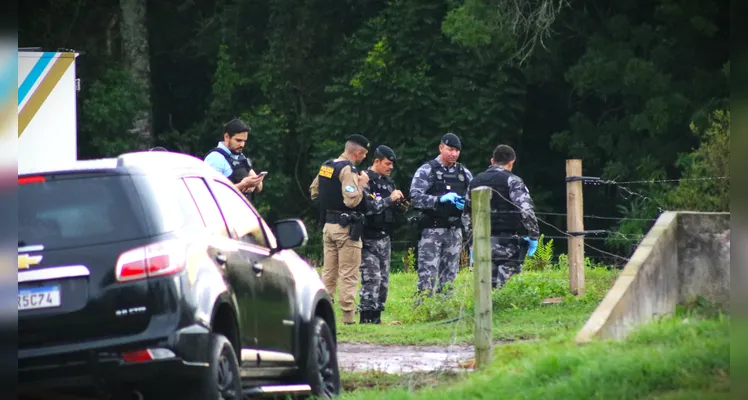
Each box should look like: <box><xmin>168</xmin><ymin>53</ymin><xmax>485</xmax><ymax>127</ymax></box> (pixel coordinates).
<box><xmin>493</xmin><ymin>265</ymin><xmax>619</xmax><ymax>310</ymax></box>
<box><xmin>522</xmin><ymin>234</ymin><xmax>555</xmax><ymax>271</ymax></box>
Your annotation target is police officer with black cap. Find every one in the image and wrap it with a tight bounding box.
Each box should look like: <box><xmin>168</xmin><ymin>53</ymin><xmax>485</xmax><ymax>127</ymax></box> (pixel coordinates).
<box><xmin>309</xmin><ymin>133</ymin><xmax>371</xmax><ymax>325</ymax></box>
<box><xmin>357</xmin><ymin>145</ymin><xmax>408</xmax><ymax>324</ymax></box>
<box><xmin>464</xmin><ymin>144</ymin><xmax>540</xmax><ymax>289</ymax></box>
<box><xmin>409</xmin><ymin>133</ymin><xmax>473</xmax><ymax>299</ymax></box>
<box><xmin>204</xmin><ymin>118</ymin><xmax>264</xmax><ymax>202</ymax></box>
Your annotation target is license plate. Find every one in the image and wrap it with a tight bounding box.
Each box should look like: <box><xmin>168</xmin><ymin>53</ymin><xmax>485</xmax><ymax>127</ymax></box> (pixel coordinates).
<box><xmin>18</xmin><ymin>285</ymin><xmax>61</xmax><ymax>311</ymax></box>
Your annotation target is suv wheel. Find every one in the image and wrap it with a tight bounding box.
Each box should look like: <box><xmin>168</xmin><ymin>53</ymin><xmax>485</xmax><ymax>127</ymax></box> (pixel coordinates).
<box><xmin>302</xmin><ymin>316</ymin><xmax>341</xmax><ymax>398</ymax></box>
<box><xmin>181</xmin><ymin>333</ymin><xmax>242</xmax><ymax>400</ymax></box>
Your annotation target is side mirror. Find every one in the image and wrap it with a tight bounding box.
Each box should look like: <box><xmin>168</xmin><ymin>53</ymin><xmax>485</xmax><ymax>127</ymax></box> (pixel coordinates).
<box><xmin>271</xmin><ymin>219</ymin><xmax>308</xmax><ymax>254</ymax></box>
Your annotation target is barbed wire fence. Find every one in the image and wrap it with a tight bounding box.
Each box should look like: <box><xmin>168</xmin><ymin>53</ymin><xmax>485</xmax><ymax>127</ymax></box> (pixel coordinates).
<box><xmin>327</xmin><ymin>164</ymin><xmax>727</xmax><ymax>374</ymax></box>
<box><xmin>390</xmin><ymin>173</ymin><xmax>729</xmax><ymax>271</ymax></box>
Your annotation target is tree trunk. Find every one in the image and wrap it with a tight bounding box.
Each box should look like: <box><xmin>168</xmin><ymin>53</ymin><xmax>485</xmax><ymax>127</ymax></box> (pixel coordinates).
<box><xmin>119</xmin><ymin>0</ymin><xmax>152</xmax><ymax>147</ymax></box>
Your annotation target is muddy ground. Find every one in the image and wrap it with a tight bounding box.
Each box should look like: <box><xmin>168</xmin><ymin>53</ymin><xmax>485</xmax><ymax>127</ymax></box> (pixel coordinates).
<box><xmin>337</xmin><ymin>342</ymin><xmax>477</xmax><ymax>373</ymax></box>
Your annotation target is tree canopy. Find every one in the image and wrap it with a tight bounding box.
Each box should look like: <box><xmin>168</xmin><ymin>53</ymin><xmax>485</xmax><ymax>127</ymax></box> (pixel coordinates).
<box><xmin>19</xmin><ymin>0</ymin><xmax>729</xmax><ymax>264</ymax></box>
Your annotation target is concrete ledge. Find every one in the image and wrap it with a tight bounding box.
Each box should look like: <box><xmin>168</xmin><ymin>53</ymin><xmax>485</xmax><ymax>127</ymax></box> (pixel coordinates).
<box><xmin>575</xmin><ymin>211</ymin><xmax>730</xmax><ymax>344</ymax></box>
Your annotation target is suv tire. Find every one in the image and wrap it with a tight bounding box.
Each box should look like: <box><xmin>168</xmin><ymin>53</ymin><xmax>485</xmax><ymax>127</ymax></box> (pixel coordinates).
<box><xmin>302</xmin><ymin>316</ymin><xmax>341</xmax><ymax>398</ymax></box>
<box><xmin>181</xmin><ymin>333</ymin><xmax>242</xmax><ymax>400</ymax></box>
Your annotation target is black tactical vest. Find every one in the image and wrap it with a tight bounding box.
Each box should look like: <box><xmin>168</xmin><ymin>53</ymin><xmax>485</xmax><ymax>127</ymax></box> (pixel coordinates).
<box><xmin>469</xmin><ymin>166</ymin><xmax>524</xmax><ymax>235</ymax></box>
<box><xmin>317</xmin><ymin>159</ymin><xmax>366</xmax><ymax>215</ymax></box>
<box><xmin>423</xmin><ymin>159</ymin><xmax>469</xmax><ymax>227</ymax></box>
<box><xmin>207</xmin><ymin>147</ymin><xmax>255</xmax><ymax>202</ymax></box>
<box><xmin>364</xmin><ymin>169</ymin><xmax>397</xmax><ymax>236</ymax></box>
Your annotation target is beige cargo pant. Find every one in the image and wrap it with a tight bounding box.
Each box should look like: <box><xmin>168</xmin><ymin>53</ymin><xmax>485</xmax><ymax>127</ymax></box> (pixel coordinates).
<box><xmin>322</xmin><ymin>223</ymin><xmax>362</xmax><ymax>324</ymax></box>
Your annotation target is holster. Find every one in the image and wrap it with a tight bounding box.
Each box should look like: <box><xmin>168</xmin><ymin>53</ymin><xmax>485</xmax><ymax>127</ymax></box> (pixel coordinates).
<box><xmin>496</xmin><ymin>234</ymin><xmax>530</xmax><ymax>262</ymax></box>
<box><xmin>348</xmin><ymin>213</ymin><xmax>364</xmax><ymax>241</ymax></box>
<box><xmin>406</xmin><ymin>211</ymin><xmax>426</xmax><ymax>241</ymax></box>
<box><xmin>338</xmin><ymin>213</ymin><xmax>351</xmax><ymax>227</ymax></box>
<box><xmin>517</xmin><ymin>238</ymin><xmax>530</xmax><ymax>261</ymax></box>
<box><xmin>325</xmin><ymin>211</ymin><xmax>363</xmax><ymax>241</ymax></box>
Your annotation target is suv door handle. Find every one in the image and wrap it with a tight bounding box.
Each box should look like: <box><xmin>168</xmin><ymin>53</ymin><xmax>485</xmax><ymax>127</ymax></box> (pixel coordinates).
<box><xmin>252</xmin><ymin>263</ymin><xmax>264</xmax><ymax>273</ymax></box>
<box><xmin>215</xmin><ymin>253</ymin><xmax>228</xmax><ymax>265</ymax></box>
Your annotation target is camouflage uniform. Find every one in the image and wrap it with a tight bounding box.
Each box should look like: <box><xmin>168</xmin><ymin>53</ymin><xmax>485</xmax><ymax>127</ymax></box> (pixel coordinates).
<box><xmin>410</xmin><ymin>157</ymin><xmax>473</xmax><ymax>296</ymax></box>
<box><xmin>358</xmin><ymin>168</ymin><xmax>409</xmax><ymax>323</ymax></box>
<box><xmin>465</xmin><ymin>165</ymin><xmax>539</xmax><ymax>289</ymax></box>
<box><xmin>359</xmin><ymin>236</ymin><xmax>391</xmax><ymax>313</ymax></box>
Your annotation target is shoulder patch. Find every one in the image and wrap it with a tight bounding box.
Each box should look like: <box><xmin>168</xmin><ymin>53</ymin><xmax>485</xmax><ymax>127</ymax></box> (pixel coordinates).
<box><xmin>345</xmin><ymin>185</ymin><xmax>356</xmax><ymax>193</ymax></box>
<box><xmin>319</xmin><ymin>165</ymin><xmax>334</xmax><ymax>178</ymax></box>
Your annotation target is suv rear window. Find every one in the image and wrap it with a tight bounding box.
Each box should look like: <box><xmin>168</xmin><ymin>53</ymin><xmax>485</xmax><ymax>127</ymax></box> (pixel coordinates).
<box><xmin>18</xmin><ymin>174</ymin><xmax>148</xmax><ymax>251</ymax></box>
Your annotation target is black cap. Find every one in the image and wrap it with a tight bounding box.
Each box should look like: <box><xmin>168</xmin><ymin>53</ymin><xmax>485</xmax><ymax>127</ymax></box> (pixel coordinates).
<box><xmin>375</xmin><ymin>145</ymin><xmax>396</xmax><ymax>161</ymax></box>
<box><xmin>225</xmin><ymin>118</ymin><xmax>251</xmax><ymax>136</ymax></box>
<box><xmin>441</xmin><ymin>133</ymin><xmax>461</xmax><ymax>150</ymax></box>
<box><xmin>346</xmin><ymin>133</ymin><xmax>371</xmax><ymax>150</ymax></box>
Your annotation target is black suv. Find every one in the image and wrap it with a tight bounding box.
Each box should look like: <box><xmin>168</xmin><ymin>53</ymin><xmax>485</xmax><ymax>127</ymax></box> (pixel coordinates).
<box><xmin>18</xmin><ymin>151</ymin><xmax>340</xmax><ymax>399</ymax></box>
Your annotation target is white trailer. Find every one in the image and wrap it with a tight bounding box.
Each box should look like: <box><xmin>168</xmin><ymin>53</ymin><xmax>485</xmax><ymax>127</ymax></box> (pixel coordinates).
<box><xmin>17</xmin><ymin>49</ymin><xmax>79</xmax><ymax>174</ymax></box>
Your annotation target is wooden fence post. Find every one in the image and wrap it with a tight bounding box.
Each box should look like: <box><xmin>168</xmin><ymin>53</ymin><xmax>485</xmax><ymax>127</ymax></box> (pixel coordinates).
<box><xmin>566</xmin><ymin>159</ymin><xmax>585</xmax><ymax>296</ymax></box>
<box><xmin>471</xmin><ymin>186</ymin><xmax>492</xmax><ymax>368</ymax></box>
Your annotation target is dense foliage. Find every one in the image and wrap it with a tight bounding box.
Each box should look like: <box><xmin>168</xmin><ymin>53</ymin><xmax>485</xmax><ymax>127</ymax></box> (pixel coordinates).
<box><xmin>19</xmin><ymin>0</ymin><xmax>729</xmax><ymax>263</ymax></box>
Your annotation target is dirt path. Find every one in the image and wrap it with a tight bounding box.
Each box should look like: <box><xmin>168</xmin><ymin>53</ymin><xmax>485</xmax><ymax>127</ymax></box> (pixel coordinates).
<box><xmin>337</xmin><ymin>342</ymin><xmax>476</xmax><ymax>373</ymax></box>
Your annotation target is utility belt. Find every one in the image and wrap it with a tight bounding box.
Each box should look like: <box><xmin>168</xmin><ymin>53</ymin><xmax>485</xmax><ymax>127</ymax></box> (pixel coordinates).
<box><xmin>419</xmin><ymin>214</ymin><xmax>462</xmax><ymax>230</ymax></box>
<box><xmin>363</xmin><ymin>228</ymin><xmax>390</xmax><ymax>240</ymax></box>
<box><xmin>368</xmin><ymin>209</ymin><xmax>395</xmax><ymax>225</ymax></box>
<box><xmin>326</xmin><ymin>210</ymin><xmax>365</xmax><ymax>241</ymax></box>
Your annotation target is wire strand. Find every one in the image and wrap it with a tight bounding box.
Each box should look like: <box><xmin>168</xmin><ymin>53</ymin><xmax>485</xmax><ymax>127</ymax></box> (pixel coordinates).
<box><xmin>598</xmin><ymin>176</ymin><xmax>729</xmax><ymax>185</ymax></box>
<box><xmin>475</xmin><ymin>186</ymin><xmax>633</xmax><ymax>263</ymax></box>
<box><xmin>511</xmin><ymin>210</ymin><xmax>658</xmax><ymax>221</ymax></box>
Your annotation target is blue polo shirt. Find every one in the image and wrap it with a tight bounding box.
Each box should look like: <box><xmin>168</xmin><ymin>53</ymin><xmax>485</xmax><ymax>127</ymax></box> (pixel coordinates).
<box><xmin>204</xmin><ymin>142</ymin><xmax>239</xmax><ymax>178</ymax></box>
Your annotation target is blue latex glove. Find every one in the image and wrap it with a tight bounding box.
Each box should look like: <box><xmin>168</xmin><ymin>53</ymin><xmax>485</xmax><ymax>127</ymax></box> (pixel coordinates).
<box><xmin>439</xmin><ymin>192</ymin><xmax>460</xmax><ymax>204</ymax></box>
<box><xmin>524</xmin><ymin>237</ymin><xmax>538</xmax><ymax>257</ymax></box>
<box><xmin>469</xmin><ymin>248</ymin><xmax>474</xmax><ymax>265</ymax></box>
<box><xmin>455</xmin><ymin>196</ymin><xmax>465</xmax><ymax>210</ymax></box>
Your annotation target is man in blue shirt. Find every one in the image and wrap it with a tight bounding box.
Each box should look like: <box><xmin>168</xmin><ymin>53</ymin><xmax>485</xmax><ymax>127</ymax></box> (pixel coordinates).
<box><xmin>204</xmin><ymin>119</ymin><xmax>264</xmax><ymax>199</ymax></box>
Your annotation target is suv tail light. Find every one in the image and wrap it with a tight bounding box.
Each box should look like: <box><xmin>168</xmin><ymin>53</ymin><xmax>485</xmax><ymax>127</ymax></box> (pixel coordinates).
<box><xmin>115</xmin><ymin>239</ymin><xmax>187</xmax><ymax>282</ymax></box>
<box><xmin>19</xmin><ymin>176</ymin><xmax>46</xmax><ymax>184</ymax></box>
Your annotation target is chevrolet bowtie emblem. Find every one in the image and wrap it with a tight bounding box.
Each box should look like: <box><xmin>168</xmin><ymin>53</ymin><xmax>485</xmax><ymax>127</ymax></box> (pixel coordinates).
<box><xmin>18</xmin><ymin>254</ymin><xmax>43</xmax><ymax>270</ymax></box>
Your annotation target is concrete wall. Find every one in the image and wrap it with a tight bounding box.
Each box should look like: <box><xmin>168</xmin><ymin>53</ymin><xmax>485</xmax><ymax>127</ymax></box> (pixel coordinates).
<box><xmin>677</xmin><ymin>213</ymin><xmax>731</xmax><ymax>305</ymax></box>
<box><xmin>576</xmin><ymin>211</ymin><xmax>730</xmax><ymax>343</ymax></box>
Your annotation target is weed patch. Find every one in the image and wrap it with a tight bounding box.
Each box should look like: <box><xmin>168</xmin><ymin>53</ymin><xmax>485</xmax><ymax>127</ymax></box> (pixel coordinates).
<box><xmin>333</xmin><ymin>265</ymin><xmax>619</xmax><ymax>345</ymax></box>
<box><xmin>493</xmin><ymin>266</ymin><xmax>618</xmax><ymax>310</ymax></box>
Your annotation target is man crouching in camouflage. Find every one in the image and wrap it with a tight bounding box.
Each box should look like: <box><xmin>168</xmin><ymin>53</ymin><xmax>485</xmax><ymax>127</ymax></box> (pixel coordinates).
<box><xmin>358</xmin><ymin>145</ymin><xmax>407</xmax><ymax>324</ymax></box>
<box><xmin>464</xmin><ymin>144</ymin><xmax>540</xmax><ymax>289</ymax></box>
<box><xmin>410</xmin><ymin>133</ymin><xmax>473</xmax><ymax>298</ymax></box>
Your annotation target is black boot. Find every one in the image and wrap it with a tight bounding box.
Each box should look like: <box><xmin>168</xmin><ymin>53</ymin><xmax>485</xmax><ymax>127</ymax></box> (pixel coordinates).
<box><xmin>371</xmin><ymin>310</ymin><xmax>381</xmax><ymax>324</ymax></box>
<box><xmin>359</xmin><ymin>310</ymin><xmax>372</xmax><ymax>324</ymax></box>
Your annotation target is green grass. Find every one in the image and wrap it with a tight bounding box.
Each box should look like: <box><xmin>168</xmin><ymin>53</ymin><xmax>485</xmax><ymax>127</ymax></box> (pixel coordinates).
<box><xmin>340</xmin><ymin>370</ymin><xmax>466</xmax><ymax>393</ymax></box>
<box><xmin>338</xmin><ymin>312</ymin><xmax>730</xmax><ymax>399</ymax></box>
<box><xmin>328</xmin><ymin>263</ymin><xmax>729</xmax><ymax>399</ymax></box>
<box><xmin>328</xmin><ymin>266</ymin><xmax>619</xmax><ymax>344</ymax></box>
